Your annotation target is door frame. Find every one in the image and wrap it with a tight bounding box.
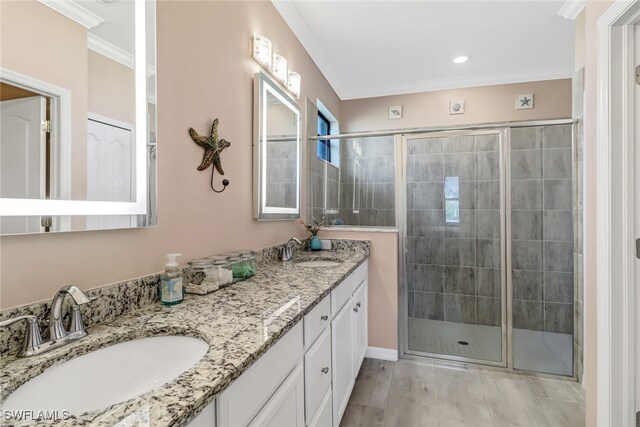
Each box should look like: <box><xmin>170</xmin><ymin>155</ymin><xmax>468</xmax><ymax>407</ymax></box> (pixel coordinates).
<box><xmin>596</xmin><ymin>1</ymin><xmax>640</xmax><ymax>425</ymax></box>
<box><xmin>0</xmin><ymin>67</ymin><xmax>71</xmax><ymax>201</ymax></box>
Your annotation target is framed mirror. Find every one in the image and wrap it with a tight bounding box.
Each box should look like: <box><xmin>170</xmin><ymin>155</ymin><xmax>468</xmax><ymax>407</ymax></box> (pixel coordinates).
<box><xmin>253</xmin><ymin>71</ymin><xmax>301</xmax><ymax>221</ymax></box>
<box><xmin>0</xmin><ymin>0</ymin><xmax>157</xmax><ymax>235</ymax></box>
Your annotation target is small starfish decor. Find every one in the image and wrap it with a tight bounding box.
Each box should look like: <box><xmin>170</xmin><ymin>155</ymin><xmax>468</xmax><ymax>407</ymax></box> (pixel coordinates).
<box><xmin>188</xmin><ymin>118</ymin><xmax>231</xmax><ymax>193</ymax></box>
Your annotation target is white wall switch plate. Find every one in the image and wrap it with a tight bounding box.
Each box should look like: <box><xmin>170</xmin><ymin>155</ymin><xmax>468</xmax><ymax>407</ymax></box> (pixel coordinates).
<box><xmin>516</xmin><ymin>94</ymin><xmax>534</xmax><ymax>109</ymax></box>
<box><xmin>449</xmin><ymin>100</ymin><xmax>465</xmax><ymax>115</ymax></box>
<box><xmin>320</xmin><ymin>239</ymin><xmax>332</xmax><ymax>250</ymax></box>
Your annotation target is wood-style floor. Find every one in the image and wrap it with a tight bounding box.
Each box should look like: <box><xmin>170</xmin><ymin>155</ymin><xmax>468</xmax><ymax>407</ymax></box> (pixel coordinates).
<box><xmin>340</xmin><ymin>358</ymin><xmax>585</xmax><ymax>427</ymax></box>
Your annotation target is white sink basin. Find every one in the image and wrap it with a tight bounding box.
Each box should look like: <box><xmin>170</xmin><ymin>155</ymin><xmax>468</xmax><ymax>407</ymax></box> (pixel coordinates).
<box><xmin>295</xmin><ymin>259</ymin><xmax>343</xmax><ymax>268</ymax></box>
<box><xmin>2</xmin><ymin>335</ymin><xmax>208</xmax><ymax>415</ymax></box>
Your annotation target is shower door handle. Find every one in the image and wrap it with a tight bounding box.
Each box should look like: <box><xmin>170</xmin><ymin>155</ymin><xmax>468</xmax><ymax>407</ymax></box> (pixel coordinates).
<box><xmin>636</xmin><ymin>238</ymin><xmax>640</xmax><ymax>259</ymax></box>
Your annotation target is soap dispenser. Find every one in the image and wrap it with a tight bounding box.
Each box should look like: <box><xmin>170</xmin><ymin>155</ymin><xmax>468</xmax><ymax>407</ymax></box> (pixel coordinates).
<box><xmin>160</xmin><ymin>253</ymin><xmax>184</xmax><ymax>305</ymax></box>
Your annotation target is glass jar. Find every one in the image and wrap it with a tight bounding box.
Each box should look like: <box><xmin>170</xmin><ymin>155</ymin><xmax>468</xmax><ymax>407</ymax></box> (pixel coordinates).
<box><xmin>228</xmin><ymin>253</ymin><xmax>257</xmax><ymax>281</ymax></box>
<box><xmin>186</xmin><ymin>258</ymin><xmax>215</xmax><ymax>286</ymax></box>
<box><xmin>208</xmin><ymin>260</ymin><xmax>234</xmax><ymax>287</ymax></box>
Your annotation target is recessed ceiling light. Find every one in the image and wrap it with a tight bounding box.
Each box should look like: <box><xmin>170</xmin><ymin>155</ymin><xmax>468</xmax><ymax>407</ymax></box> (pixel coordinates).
<box><xmin>453</xmin><ymin>56</ymin><xmax>469</xmax><ymax>64</ymax></box>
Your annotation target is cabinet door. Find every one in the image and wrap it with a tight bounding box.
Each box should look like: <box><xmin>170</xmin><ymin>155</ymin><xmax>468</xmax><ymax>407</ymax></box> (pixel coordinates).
<box><xmin>331</xmin><ymin>301</ymin><xmax>354</xmax><ymax>427</ymax></box>
<box><xmin>249</xmin><ymin>362</ymin><xmax>305</xmax><ymax>427</ymax></box>
<box><xmin>187</xmin><ymin>400</ymin><xmax>216</xmax><ymax>427</ymax></box>
<box><xmin>352</xmin><ymin>280</ymin><xmax>368</xmax><ymax>375</ymax></box>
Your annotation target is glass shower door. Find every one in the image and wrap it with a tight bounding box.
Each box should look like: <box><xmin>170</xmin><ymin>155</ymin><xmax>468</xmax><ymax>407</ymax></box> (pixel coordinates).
<box><xmin>404</xmin><ymin>130</ymin><xmax>506</xmax><ymax>365</ymax></box>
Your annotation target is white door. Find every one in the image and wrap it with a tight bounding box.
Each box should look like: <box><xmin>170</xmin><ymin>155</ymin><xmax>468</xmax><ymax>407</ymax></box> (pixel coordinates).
<box><xmin>331</xmin><ymin>301</ymin><xmax>354</xmax><ymax>427</ymax></box>
<box><xmin>0</xmin><ymin>96</ymin><xmax>46</xmax><ymax>234</ymax></box>
<box><xmin>352</xmin><ymin>281</ymin><xmax>368</xmax><ymax>375</ymax></box>
<box><xmin>634</xmin><ymin>22</ymin><xmax>640</xmax><ymax>420</ymax></box>
<box><xmin>86</xmin><ymin>116</ymin><xmax>135</xmax><ymax>230</ymax></box>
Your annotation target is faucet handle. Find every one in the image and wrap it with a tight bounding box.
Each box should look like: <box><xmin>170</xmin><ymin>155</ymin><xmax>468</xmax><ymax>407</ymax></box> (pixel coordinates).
<box><xmin>0</xmin><ymin>315</ymin><xmax>44</xmax><ymax>356</ymax></box>
<box><xmin>68</xmin><ymin>306</ymin><xmax>87</xmax><ymax>336</ymax></box>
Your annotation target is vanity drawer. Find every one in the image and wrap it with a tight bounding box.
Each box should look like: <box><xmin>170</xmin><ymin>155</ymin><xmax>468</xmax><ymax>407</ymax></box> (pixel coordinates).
<box><xmin>303</xmin><ymin>295</ymin><xmax>331</xmax><ymax>349</ymax></box>
<box><xmin>217</xmin><ymin>322</ymin><xmax>303</xmax><ymax>427</ymax></box>
<box><xmin>331</xmin><ymin>260</ymin><xmax>368</xmax><ymax>314</ymax></box>
<box><xmin>304</xmin><ymin>327</ymin><xmax>332</xmax><ymax>423</ymax></box>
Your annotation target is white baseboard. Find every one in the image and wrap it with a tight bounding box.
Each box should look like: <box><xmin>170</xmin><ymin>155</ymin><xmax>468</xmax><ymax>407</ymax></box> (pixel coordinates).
<box><xmin>365</xmin><ymin>346</ymin><xmax>398</xmax><ymax>362</ymax></box>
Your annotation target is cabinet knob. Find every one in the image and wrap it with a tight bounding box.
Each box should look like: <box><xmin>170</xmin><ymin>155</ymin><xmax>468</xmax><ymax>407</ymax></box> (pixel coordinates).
<box><xmin>321</xmin><ymin>367</ymin><xmax>329</xmax><ymax>374</ymax></box>
<box><xmin>353</xmin><ymin>307</ymin><xmax>359</xmax><ymax>313</ymax></box>
<box><xmin>356</xmin><ymin>302</ymin><xmax>362</xmax><ymax>308</ymax></box>
<box><xmin>320</xmin><ymin>315</ymin><xmax>329</xmax><ymax>321</ymax></box>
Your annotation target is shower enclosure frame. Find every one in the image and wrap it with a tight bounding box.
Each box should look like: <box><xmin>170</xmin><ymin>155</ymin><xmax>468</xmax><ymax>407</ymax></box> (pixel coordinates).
<box><xmin>308</xmin><ymin>117</ymin><xmax>579</xmax><ymax>379</ymax></box>
<box><xmin>395</xmin><ymin>119</ymin><xmax>578</xmax><ymax>379</ymax></box>
<box><xmin>397</xmin><ymin>128</ymin><xmax>510</xmax><ymax>368</ymax></box>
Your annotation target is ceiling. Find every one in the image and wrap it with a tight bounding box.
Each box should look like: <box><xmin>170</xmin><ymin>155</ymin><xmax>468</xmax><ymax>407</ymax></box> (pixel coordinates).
<box><xmin>273</xmin><ymin>1</ymin><xmax>575</xmax><ymax>100</ymax></box>
<box><xmin>77</xmin><ymin>0</ymin><xmax>156</xmax><ymax>65</ymax></box>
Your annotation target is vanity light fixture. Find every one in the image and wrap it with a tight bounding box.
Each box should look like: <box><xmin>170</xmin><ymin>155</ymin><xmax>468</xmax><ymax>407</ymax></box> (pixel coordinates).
<box><xmin>251</xmin><ymin>33</ymin><xmax>272</xmax><ymax>70</ymax></box>
<box><xmin>271</xmin><ymin>52</ymin><xmax>288</xmax><ymax>84</ymax></box>
<box><xmin>453</xmin><ymin>56</ymin><xmax>469</xmax><ymax>64</ymax></box>
<box><xmin>251</xmin><ymin>33</ymin><xmax>301</xmax><ymax>99</ymax></box>
<box><xmin>287</xmin><ymin>71</ymin><xmax>301</xmax><ymax>99</ymax></box>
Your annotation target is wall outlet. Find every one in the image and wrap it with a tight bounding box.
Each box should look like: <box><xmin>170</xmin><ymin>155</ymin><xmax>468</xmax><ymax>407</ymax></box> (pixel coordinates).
<box><xmin>320</xmin><ymin>239</ymin><xmax>332</xmax><ymax>250</ymax></box>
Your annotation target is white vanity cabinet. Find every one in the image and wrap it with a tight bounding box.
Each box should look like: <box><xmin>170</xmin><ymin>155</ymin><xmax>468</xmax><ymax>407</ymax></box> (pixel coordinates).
<box><xmin>190</xmin><ymin>260</ymin><xmax>368</xmax><ymax>427</ymax></box>
<box><xmin>249</xmin><ymin>363</ymin><xmax>305</xmax><ymax>427</ymax></box>
<box><xmin>188</xmin><ymin>400</ymin><xmax>217</xmax><ymax>427</ymax></box>
<box><xmin>331</xmin><ymin>261</ymin><xmax>369</xmax><ymax>427</ymax></box>
<box><xmin>352</xmin><ymin>280</ymin><xmax>368</xmax><ymax>374</ymax></box>
<box><xmin>330</xmin><ymin>297</ymin><xmax>354</xmax><ymax>426</ymax></box>
<box><xmin>217</xmin><ymin>323</ymin><xmax>304</xmax><ymax>427</ymax></box>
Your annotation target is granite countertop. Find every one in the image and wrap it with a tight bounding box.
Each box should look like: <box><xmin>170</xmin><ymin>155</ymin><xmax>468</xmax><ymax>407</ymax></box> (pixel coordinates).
<box><xmin>0</xmin><ymin>245</ymin><xmax>369</xmax><ymax>427</ymax></box>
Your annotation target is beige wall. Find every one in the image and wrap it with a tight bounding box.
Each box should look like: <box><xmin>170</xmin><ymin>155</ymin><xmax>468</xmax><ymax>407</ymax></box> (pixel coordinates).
<box><xmin>583</xmin><ymin>1</ymin><xmax>614</xmax><ymax>425</ymax></box>
<box><xmin>321</xmin><ymin>231</ymin><xmax>398</xmax><ymax>351</ymax></box>
<box><xmin>0</xmin><ymin>1</ymin><xmax>341</xmax><ymax>309</ymax></box>
<box><xmin>88</xmin><ymin>51</ymin><xmax>136</xmax><ymax>125</ymax></box>
<box><xmin>0</xmin><ymin>0</ymin><xmax>89</xmax><ymax>201</ymax></box>
<box><xmin>341</xmin><ymin>79</ymin><xmax>572</xmax><ymax>132</ymax></box>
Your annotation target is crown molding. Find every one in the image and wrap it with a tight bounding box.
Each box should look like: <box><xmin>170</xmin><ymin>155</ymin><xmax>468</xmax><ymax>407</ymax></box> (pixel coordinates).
<box><xmin>274</xmin><ymin>0</ymin><xmax>573</xmax><ymax>101</ymax></box>
<box><xmin>339</xmin><ymin>67</ymin><xmax>574</xmax><ymax>101</ymax></box>
<box><xmin>88</xmin><ymin>33</ymin><xmax>133</xmax><ymax>68</ymax></box>
<box><xmin>37</xmin><ymin>0</ymin><xmax>104</xmax><ymax>29</ymax></box>
<box><xmin>271</xmin><ymin>0</ymin><xmax>345</xmax><ymax>98</ymax></box>
<box><xmin>88</xmin><ymin>34</ymin><xmax>156</xmax><ymax>77</ymax></box>
<box><xmin>558</xmin><ymin>0</ymin><xmax>585</xmax><ymax>20</ymax></box>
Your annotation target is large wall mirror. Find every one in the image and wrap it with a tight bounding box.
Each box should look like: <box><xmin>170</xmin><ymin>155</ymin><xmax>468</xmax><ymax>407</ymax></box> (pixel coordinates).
<box><xmin>0</xmin><ymin>0</ymin><xmax>157</xmax><ymax>235</ymax></box>
<box><xmin>253</xmin><ymin>71</ymin><xmax>301</xmax><ymax>221</ymax></box>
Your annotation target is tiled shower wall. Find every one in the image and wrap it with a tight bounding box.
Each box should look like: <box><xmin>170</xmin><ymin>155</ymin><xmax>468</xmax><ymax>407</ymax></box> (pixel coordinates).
<box><xmin>406</xmin><ymin>134</ymin><xmax>502</xmax><ymax>327</ymax></box>
<box><xmin>510</xmin><ymin>125</ymin><xmax>574</xmax><ymax>334</ymax></box>
<box><xmin>337</xmin><ymin>137</ymin><xmax>395</xmax><ymax>227</ymax></box>
<box><xmin>308</xmin><ymin>151</ymin><xmax>340</xmax><ymax>223</ymax></box>
<box><xmin>308</xmin><ymin>136</ymin><xmax>395</xmax><ymax>227</ymax></box>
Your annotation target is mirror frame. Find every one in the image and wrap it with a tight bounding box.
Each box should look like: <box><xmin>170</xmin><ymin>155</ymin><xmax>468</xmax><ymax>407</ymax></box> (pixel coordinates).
<box><xmin>0</xmin><ymin>0</ymin><xmax>148</xmax><ymax>217</ymax></box>
<box><xmin>253</xmin><ymin>71</ymin><xmax>301</xmax><ymax>221</ymax></box>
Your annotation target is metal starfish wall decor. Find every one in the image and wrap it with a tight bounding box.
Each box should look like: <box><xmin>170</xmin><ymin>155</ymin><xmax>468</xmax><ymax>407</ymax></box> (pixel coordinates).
<box><xmin>188</xmin><ymin>118</ymin><xmax>231</xmax><ymax>193</ymax></box>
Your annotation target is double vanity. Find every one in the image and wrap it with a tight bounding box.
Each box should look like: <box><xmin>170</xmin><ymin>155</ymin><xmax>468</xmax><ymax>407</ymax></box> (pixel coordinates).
<box><xmin>0</xmin><ymin>240</ymin><xmax>370</xmax><ymax>426</ymax></box>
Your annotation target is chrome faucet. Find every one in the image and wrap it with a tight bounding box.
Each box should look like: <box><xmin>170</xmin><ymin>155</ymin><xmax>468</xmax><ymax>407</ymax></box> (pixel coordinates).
<box><xmin>49</xmin><ymin>285</ymin><xmax>93</xmax><ymax>341</ymax></box>
<box><xmin>281</xmin><ymin>237</ymin><xmax>302</xmax><ymax>261</ymax></box>
<box><xmin>0</xmin><ymin>285</ymin><xmax>96</xmax><ymax>357</ymax></box>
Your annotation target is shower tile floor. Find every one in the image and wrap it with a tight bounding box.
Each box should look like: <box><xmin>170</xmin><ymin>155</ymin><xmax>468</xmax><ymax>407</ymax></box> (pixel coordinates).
<box><xmin>408</xmin><ymin>318</ymin><xmax>573</xmax><ymax>376</ymax></box>
<box><xmin>341</xmin><ymin>358</ymin><xmax>585</xmax><ymax>427</ymax></box>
